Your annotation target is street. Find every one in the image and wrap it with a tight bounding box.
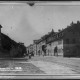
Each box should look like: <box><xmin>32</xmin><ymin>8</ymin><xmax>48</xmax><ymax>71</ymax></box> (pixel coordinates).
<box><xmin>0</xmin><ymin>56</ymin><xmax>79</xmax><ymax>75</ymax></box>
<box><xmin>0</xmin><ymin>59</ymin><xmax>44</xmax><ymax>75</ymax></box>
<box><xmin>0</xmin><ymin>56</ymin><xmax>80</xmax><ymax>79</ymax></box>
<box><xmin>30</xmin><ymin>61</ymin><xmax>77</xmax><ymax>75</ymax></box>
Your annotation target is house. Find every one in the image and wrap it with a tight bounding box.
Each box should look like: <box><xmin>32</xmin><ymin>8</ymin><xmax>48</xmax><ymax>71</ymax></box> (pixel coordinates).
<box><xmin>46</xmin><ymin>21</ymin><xmax>80</xmax><ymax>57</ymax></box>
<box><xmin>33</xmin><ymin>39</ymin><xmax>42</xmax><ymax>56</ymax></box>
<box><xmin>26</xmin><ymin>44</ymin><xmax>34</xmax><ymax>56</ymax></box>
<box><xmin>33</xmin><ymin>29</ymin><xmax>56</xmax><ymax>56</ymax></box>
<box><xmin>32</xmin><ymin>21</ymin><xmax>80</xmax><ymax>57</ymax></box>
<box><xmin>46</xmin><ymin>29</ymin><xmax>58</xmax><ymax>56</ymax></box>
<box><xmin>63</xmin><ymin>21</ymin><xmax>80</xmax><ymax>57</ymax></box>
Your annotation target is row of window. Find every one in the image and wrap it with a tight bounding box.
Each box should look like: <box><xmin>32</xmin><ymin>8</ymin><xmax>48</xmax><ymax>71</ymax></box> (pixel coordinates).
<box><xmin>58</xmin><ymin>40</ymin><xmax>62</xmax><ymax>44</ymax></box>
<box><xmin>66</xmin><ymin>38</ymin><xmax>76</xmax><ymax>44</ymax></box>
<box><xmin>47</xmin><ymin>32</ymin><xmax>63</xmax><ymax>43</ymax></box>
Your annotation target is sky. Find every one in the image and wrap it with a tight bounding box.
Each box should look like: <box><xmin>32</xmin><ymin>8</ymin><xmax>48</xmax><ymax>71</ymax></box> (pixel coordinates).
<box><xmin>0</xmin><ymin>2</ymin><xmax>80</xmax><ymax>46</ymax></box>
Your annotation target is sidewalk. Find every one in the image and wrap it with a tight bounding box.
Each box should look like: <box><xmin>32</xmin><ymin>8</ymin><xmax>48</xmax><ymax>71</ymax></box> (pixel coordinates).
<box><xmin>30</xmin><ymin>55</ymin><xmax>80</xmax><ymax>74</ymax></box>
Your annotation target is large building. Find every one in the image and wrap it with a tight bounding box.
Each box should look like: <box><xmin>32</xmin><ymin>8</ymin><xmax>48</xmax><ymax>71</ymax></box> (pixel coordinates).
<box><xmin>46</xmin><ymin>29</ymin><xmax>63</xmax><ymax>56</ymax></box>
<box><xmin>46</xmin><ymin>21</ymin><xmax>80</xmax><ymax>57</ymax></box>
<box><xmin>46</xmin><ymin>29</ymin><xmax>58</xmax><ymax>56</ymax></box>
<box><xmin>62</xmin><ymin>21</ymin><xmax>80</xmax><ymax>57</ymax></box>
<box><xmin>33</xmin><ymin>29</ymin><xmax>56</xmax><ymax>56</ymax></box>
<box><xmin>32</xmin><ymin>21</ymin><xmax>80</xmax><ymax>57</ymax></box>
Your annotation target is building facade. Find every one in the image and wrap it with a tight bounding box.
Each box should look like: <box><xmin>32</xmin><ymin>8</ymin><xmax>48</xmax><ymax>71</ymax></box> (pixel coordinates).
<box><xmin>46</xmin><ymin>21</ymin><xmax>80</xmax><ymax>57</ymax></box>
<box><xmin>31</xmin><ymin>21</ymin><xmax>80</xmax><ymax>57</ymax></box>
<box><xmin>33</xmin><ymin>36</ymin><xmax>46</xmax><ymax>56</ymax></box>
<box><xmin>26</xmin><ymin>44</ymin><xmax>33</xmax><ymax>55</ymax></box>
<box><xmin>63</xmin><ymin>21</ymin><xmax>80</xmax><ymax>57</ymax></box>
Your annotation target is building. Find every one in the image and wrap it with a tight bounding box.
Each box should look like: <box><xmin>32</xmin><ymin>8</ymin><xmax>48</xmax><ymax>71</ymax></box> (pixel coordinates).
<box><xmin>46</xmin><ymin>29</ymin><xmax>63</xmax><ymax>56</ymax></box>
<box><xmin>62</xmin><ymin>21</ymin><xmax>80</xmax><ymax>57</ymax></box>
<box><xmin>46</xmin><ymin>29</ymin><xmax>58</xmax><ymax>56</ymax></box>
<box><xmin>33</xmin><ymin>29</ymin><xmax>56</xmax><ymax>56</ymax></box>
<box><xmin>33</xmin><ymin>40</ymin><xmax>38</xmax><ymax>55</ymax></box>
<box><xmin>26</xmin><ymin>44</ymin><xmax>34</xmax><ymax>56</ymax></box>
<box><xmin>46</xmin><ymin>21</ymin><xmax>80</xmax><ymax>57</ymax></box>
<box><xmin>33</xmin><ymin>39</ymin><xmax>43</xmax><ymax>56</ymax></box>
<box><xmin>32</xmin><ymin>21</ymin><xmax>80</xmax><ymax>57</ymax></box>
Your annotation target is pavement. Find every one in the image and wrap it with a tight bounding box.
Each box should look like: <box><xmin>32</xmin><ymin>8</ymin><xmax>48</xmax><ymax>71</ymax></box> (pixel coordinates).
<box><xmin>28</xmin><ymin>55</ymin><xmax>80</xmax><ymax>74</ymax></box>
<box><xmin>30</xmin><ymin>61</ymin><xmax>77</xmax><ymax>75</ymax></box>
<box><xmin>0</xmin><ymin>55</ymin><xmax>79</xmax><ymax>75</ymax></box>
<box><xmin>0</xmin><ymin>55</ymin><xmax>80</xmax><ymax>75</ymax></box>
<box><xmin>0</xmin><ymin>56</ymin><xmax>80</xmax><ymax>79</ymax></box>
<box><xmin>0</xmin><ymin>60</ymin><xmax>44</xmax><ymax>75</ymax></box>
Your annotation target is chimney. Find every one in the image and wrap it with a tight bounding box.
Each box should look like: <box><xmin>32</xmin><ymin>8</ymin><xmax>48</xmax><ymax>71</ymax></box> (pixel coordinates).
<box><xmin>70</xmin><ymin>21</ymin><xmax>74</xmax><ymax>26</ymax></box>
<box><xmin>77</xmin><ymin>21</ymin><xmax>80</xmax><ymax>24</ymax></box>
<box><xmin>52</xmin><ymin>29</ymin><xmax>54</xmax><ymax>32</ymax></box>
<box><xmin>58</xmin><ymin>29</ymin><xmax>61</xmax><ymax>32</ymax></box>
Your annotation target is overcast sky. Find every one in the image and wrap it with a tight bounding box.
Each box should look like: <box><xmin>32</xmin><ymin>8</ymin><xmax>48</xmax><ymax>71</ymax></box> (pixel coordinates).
<box><xmin>0</xmin><ymin>2</ymin><xmax>80</xmax><ymax>46</ymax></box>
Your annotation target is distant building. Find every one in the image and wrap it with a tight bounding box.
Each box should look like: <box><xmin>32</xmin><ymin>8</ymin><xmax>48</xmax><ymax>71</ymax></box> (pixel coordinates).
<box><xmin>33</xmin><ymin>29</ymin><xmax>56</xmax><ymax>56</ymax></box>
<box><xmin>33</xmin><ymin>40</ymin><xmax>38</xmax><ymax>55</ymax></box>
<box><xmin>46</xmin><ymin>29</ymin><xmax>57</xmax><ymax>56</ymax></box>
<box><xmin>33</xmin><ymin>39</ymin><xmax>42</xmax><ymax>56</ymax></box>
<box><xmin>27</xmin><ymin>44</ymin><xmax>33</xmax><ymax>55</ymax></box>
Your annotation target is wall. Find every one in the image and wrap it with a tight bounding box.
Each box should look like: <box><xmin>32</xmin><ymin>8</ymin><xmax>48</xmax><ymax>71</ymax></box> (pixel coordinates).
<box><xmin>63</xmin><ymin>27</ymin><xmax>80</xmax><ymax>57</ymax></box>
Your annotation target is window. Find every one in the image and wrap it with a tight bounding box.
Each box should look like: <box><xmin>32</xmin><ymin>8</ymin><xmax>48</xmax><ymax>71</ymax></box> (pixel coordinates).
<box><xmin>58</xmin><ymin>40</ymin><xmax>62</xmax><ymax>44</ymax></box>
<box><xmin>66</xmin><ymin>39</ymin><xmax>69</xmax><ymax>44</ymax></box>
<box><xmin>73</xmin><ymin>32</ymin><xmax>75</xmax><ymax>34</ymax></box>
<box><xmin>58</xmin><ymin>33</ymin><xmax>61</xmax><ymax>38</ymax></box>
<box><xmin>49</xmin><ymin>43</ymin><xmax>51</xmax><ymax>46</ymax></box>
<box><xmin>61</xmin><ymin>32</ymin><xmax>63</xmax><ymax>37</ymax></box>
<box><xmin>57</xmin><ymin>34</ymin><xmax>58</xmax><ymax>38</ymax></box>
<box><xmin>72</xmin><ymin>38</ymin><xmax>76</xmax><ymax>44</ymax></box>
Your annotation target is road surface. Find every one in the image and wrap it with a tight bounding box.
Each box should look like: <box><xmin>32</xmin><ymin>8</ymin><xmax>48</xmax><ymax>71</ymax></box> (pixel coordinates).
<box><xmin>0</xmin><ymin>57</ymin><xmax>79</xmax><ymax>79</ymax></box>
<box><xmin>0</xmin><ymin>58</ymin><xmax>78</xmax><ymax>75</ymax></box>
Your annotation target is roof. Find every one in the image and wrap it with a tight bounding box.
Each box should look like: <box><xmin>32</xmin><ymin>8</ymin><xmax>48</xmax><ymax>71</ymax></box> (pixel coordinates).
<box><xmin>0</xmin><ymin>25</ymin><xmax>2</xmax><ymax>28</ymax></box>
